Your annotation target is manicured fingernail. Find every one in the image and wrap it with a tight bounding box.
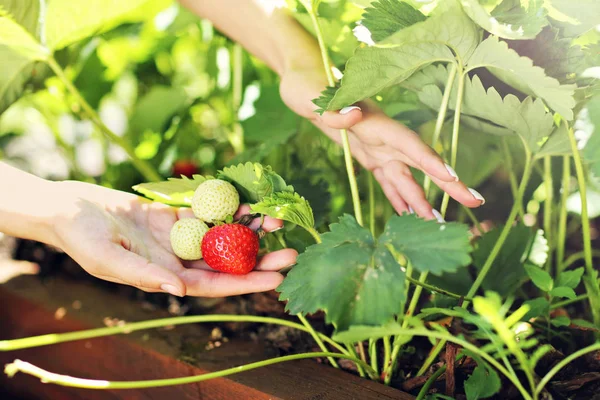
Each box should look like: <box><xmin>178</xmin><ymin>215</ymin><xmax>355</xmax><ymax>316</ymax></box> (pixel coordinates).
<box><xmin>432</xmin><ymin>209</ymin><xmax>445</xmax><ymax>223</ymax></box>
<box><xmin>408</xmin><ymin>206</ymin><xmax>415</xmax><ymax>214</ymax></box>
<box><xmin>339</xmin><ymin>106</ymin><xmax>361</xmax><ymax>115</ymax></box>
<box><xmin>445</xmin><ymin>163</ymin><xmax>459</xmax><ymax>181</ymax></box>
<box><xmin>161</xmin><ymin>284</ymin><xmax>184</xmax><ymax>297</ymax></box>
<box><xmin>468</xmin><ymin>188</ymin><xmax>486</xmax><ymax>205</ymax></box>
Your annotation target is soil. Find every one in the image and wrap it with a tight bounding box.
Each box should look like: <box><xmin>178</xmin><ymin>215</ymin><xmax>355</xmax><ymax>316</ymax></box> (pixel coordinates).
<box><xmin>4</xmin><ymin>228</ymin><xmax>600</xmax><ymax>399</ymax></box>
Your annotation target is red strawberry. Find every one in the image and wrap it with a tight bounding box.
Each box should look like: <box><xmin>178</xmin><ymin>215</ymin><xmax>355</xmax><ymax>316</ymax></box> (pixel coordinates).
<box><xmin>172</xmin><ymin>160</ymin><xmax>199</xmax><ymax>178</ymax></box>
<box><xmin>201</xmin><ymin>224</ymin><xmax>259</xmax><ymax>275</ymax></box>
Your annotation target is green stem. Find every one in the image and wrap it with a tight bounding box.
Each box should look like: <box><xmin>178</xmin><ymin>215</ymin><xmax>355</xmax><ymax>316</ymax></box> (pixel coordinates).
<box><xmin>229</xmin><ymin>43</ymin><xmax>245</xmax><ymax>154</ymax></box>
<box><xmin>345</xmin><ymin>343</ymin><xmax>367</xmax><ymax>378</ymax></box>
<box><xmin>462</xmin><ymin>206</ymin><xmax>484</xmax><ymax>236</ymax></box>
<box><xmin>5</xmin><ymin>352</ymin><xmax>377</xmax><ymax>389</ymax></box>
<box><xmin>502</xmin><ymin>137</ymin><xmax>525</xmax><ymax>219</ymax></box>
<box><xmin>368</xmin><ymin>172</ymin><xmax>376</xmax><ymax>236</ymax></box>
<box><xmin>551</xmin><ymin>294</ymin><xmax>589</xmax><ymax>310</ymax></box>
<box><xmin>567</xmin><ymin>127</ymin><xmax>599</xmax><ymax>326</ymax></box>
<box><xmin>423</xmin><ymin>63</ymin><xmax>457</xmax><ymax>197</ymax></box>
<box><xmin>306</xmin><ymin>227</ymin><xmax>323</xmax><ymax>244</ymax></box>
<box><xmin>556</xmin><ymin>156</ymin><xmax>571</xmax><ymax>273</ymax></box>
<box><xmin>418</xmin><ymin>153</ymin><xmax>533</xmax><ymax>377</ymax></box>
<box><xmin>297</xmin><ymin>314</ymin><xmax>340</xmax><ymax>368</ymax></box>
<box><xmin>0</xmin><ymin>315</ymin><xmax>346</xmax><ymax>355</ymax></box>
<box><xmin>47</xmin><ymin>57</ymin><xmax>161</xmax><ymax>182</ymax></box>
<box><xmin>561</xmin><ymin>250</ymin><xmax>600</xmax><ymax>271</ymax></box>
<box><xmin>416</xmin><ymin>365</ymin><xmax>446</xmax><ymax>400</ymax></box>
<box><xmin>405</xmin><ymin>273</ymin><xmax>472</xmax><ymax>301</ymax></box>
<box><xmin>307</xmin><ymin>9</ymin><xmax>363</xmax><ymax>226</ymax></box>
<box><xmin>535</xmin><ymin>342</ymin><xmax>600</xmax><ymax>396</ymax></box>
<box><xmin>440</xmin><ymin>68</ymin><xmax>465</xmax><ymax>216</ymax></box>
<box><xmin>543</xmin><ymin>156</ymin><xmax>554</xmax><ymax>273</ymax></box>
<box><xmin>369</xmin><ymin>338</ymin><xmax>379</xmax><ymax>375</ymax></box>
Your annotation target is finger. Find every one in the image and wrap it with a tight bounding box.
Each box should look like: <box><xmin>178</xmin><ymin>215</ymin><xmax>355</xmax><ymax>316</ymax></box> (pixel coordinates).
<box><xmin>95</xmin><ymin>244</ymin><xmax>186</xmax><ymax>297</ymax></box>
<box><xmin>383</xmin><ymin>161</ymin><xmax>435</xmax><ymax>220</ymax></box>
<box><xmin>373</xmin><ymin>168</ymin><xmax>409</xmax><ymax>215</ymax></box>
<box><xmin>429</xmin><ymin>176</ymin><xmax>486</xmax><ymax>208</ymax></box>
<box><xmin>177</xmin><ymin>207</ymin><xmax>195</xmax><ymax>219</ymax></box>
<box><xmin>319</xmin><ymin>106</ymin><xmax>363</xmax><ymax>129</ymax></box>
<box><xmin>357</xmin><ymin>114</ymin><xmax>458</xmax><ymax>183</ymax></box>
<box><xmin>235</xmin><ymin>204</ymin><xmax>283</xmax><ymax>232</ymax></box>
<box><xmin>255</xmin><ymin>249</ymin><xmax>298</xmax><ymax>271</ymax></box>
<box><xmin>180</xmin><ymin>269</ymin><xmax>284</xmax><ymax>297</ymax></box>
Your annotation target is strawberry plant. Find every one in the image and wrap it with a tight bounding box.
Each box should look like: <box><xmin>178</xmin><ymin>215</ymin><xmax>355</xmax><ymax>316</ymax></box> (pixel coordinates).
<box><xmin>1</xmin><ymin>0</ymin><xmax>600</xmax><ymax>399</ymax></box>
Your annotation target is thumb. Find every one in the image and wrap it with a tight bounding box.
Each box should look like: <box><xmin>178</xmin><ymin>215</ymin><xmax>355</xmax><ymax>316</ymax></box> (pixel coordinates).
<box><xmin>96</xmin><ymin>244</ymin><xmax>186</xmax><ymax>297</ymax></box>
<box><xmin>318</xmin><ymin>105</ymin><xmax>363</xmax><ymax>129</ymax></box>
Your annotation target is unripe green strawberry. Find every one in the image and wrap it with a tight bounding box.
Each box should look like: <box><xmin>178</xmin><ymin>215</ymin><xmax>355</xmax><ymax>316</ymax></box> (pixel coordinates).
<box><xmin>170</xmin><ymin>218</ymin><xmax>209</xmax><ymax>260</ymax></box>
<box><xmin>192</xmin><ymin>179</ymin><xmax>240</xmax><ymax>223</ymax></box>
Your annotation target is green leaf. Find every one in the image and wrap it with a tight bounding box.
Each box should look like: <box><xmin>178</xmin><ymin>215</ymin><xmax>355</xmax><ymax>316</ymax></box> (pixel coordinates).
<box><xmin>460</xmin><ymin>0</ymin><xmax>548</xmax><ymax>40</ymax></box>
<box><xmin>0</xmin><ymin>8</ymin><xmax>46</xmax><ymax>59</ymax></box>
<box><xmin>0</xmin><ymin>47</ymin><xmax>35</xmax><ymax>114</ymax></box>
<box><xmin>545</xmin><ymin>0</ymin><xmax>600</xmax><ymax>37</ymax></box>
<box><xmin>528</xmin><ymin>344</ymin><xmax>553</xmax><ymax>370</ymax></box>
<box><xmin>524</xmin><ymin>264</ymin><xmax>553</xmax><ymax>292</ymax></box>
<box><xmin>45</xmin><ymin>0</ymin><xmax>170</xmax><ymax>50</ymax></box>
<box><xmin>537</xmin><ymin>122</ymin><xmax>571</xmax><ymax>157</ymax></box>
<box><xmin>250</xmin><ymin>191</ymin><xmax>315</xmax><ymax>231</ymax></box>
<box><xmin>332</xmin><ymin>322</ymin><xmax>416</xmax><ymax>343</ymax></box>
<box><xmin>379</xmin><ymin>214</ymin><xmax>472</xmax><ymax>275</ymax></box>
<box><xmin>315</xmin><ymin>42</ymin><xmax>455</xmax><ymax>111</ymax></box>
<box><xmin>466</xmin><ymin>36</ymin><xmax>576</xmax><ymax>119</ymax></box>
<box><xmin>583</xmin><ymin>96</ymin><xmax>600</xmax><ymax>177</ymax></box>
<box><xmin>551</xmin><ymin>315</ymin><xmax>571</xmax><ymax>327</ymax></box>
<box><xmin>129</xmin><ymin>86</ymin><xmax>188</xmax><ymax>136</ymax></box>
<box><xmin>464</xmin><ymin>363</ymin><xmax>501</xmax><ymax>400</ymax></box>
<box><xmin>217</xmin><ymin>162</ymin><xmax>293</xmax><ymax>204</ymax></box>
<box><xmin>556</xmin><ymin>267</ymin><xmax>584</xmax><ymax>289</ymax></box>
<box><xmin>383</xmin><ymin>0</ymin><xmax>482</xmax><ymax>62</ymax></box>
<box><xmin>549</xmin><ymin>286</ymin><xmax>577</xmax><ymax>300</ymax></box>
<box><xmin>583</xmin><ymin>270</ymin><xmax>600</xmax><ymax>327</ymax></box>
<box><xmin>0</xmin><ymin>0</ymin><xmax>40</xmax><ymax>36</ymax></box>
<box><xmin>472</xmin><ymin>224</ymin><xmax>533</xmax><ymax>296</ymax></box>
<box><xmin>571</xmin><ymin>319</ymin><xmax>598</xmax><ymax>330</ymax></box>
<box><xmin>132</xmin><ymin>175</ymin><xmax>211</xmax><ymax>206</ymax></box>
<box><xmin>361</xmin><ymin>0</ymin><xmax>425</xmax><ymax>42</ymax></box>
<box><xmin>522</xmin><ymin>297</ymin><xmax>549</xmax><ymax>320</ymax></box>
<box><xmin>277</xmin><ymin>215</ymin><xmax>406</xmax><ymax>331</ymax></box>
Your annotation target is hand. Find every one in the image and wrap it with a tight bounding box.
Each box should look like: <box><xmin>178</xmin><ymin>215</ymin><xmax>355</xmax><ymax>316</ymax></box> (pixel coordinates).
<box><xmin>279</xmin><ymin>66</ymin><xmax>486</xmax><ymax>220</ymax></box>
<box><xmin>48</xmin><ymin>181</ymin><xmax>297</xmax><ymax>297</ymax></box>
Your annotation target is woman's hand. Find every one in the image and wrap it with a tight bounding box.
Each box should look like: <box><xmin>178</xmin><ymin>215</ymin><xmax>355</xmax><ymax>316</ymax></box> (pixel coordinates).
<box><xmin>279</xmin><ymin>67</ymin><xmax>486</xmax><ymax>220</ymax></box>
<box><xmin>49</xmin><ymin>181</ymin><xmax>297</xmax><ymax>297</ymax></box>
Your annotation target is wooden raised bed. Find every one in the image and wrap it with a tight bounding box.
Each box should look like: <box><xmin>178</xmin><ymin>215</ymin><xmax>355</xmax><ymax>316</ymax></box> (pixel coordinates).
<box><xmin>0</xmin><ymin>276</ymin><xmax>413</xmax><ymax>400</ymax></box>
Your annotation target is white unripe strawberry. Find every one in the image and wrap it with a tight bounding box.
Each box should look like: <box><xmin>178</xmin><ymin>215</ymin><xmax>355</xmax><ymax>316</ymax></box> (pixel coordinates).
<box><xmin>191</xmin><ymin>179</ymin><xmax>240</xmax><ymax>223</ymax></box>
<box><xmin>170</xmin><ymin>218</ymin><xmax>209</xmax><ymax>260</ymax></box>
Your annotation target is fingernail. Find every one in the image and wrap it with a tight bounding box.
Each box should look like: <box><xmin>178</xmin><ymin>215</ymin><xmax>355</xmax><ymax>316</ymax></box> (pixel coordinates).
<box><xmin>339</xmin><ymin>106</ymin><xmax>361</xmax><ymax>115</ymax></box>
<box><xmin>468</xmin><ymin>188</ymin><xmax>486</xmax><ymax>205</ymax></box>
<box><xmin>270</xmin><ymin>226</ymin><xmax>284</xmax><ymax>232</ymax></box>
<box><xmin>432</xmin><ymin>209</ymin><xmax>445</xmax><ymax>223</ymax></box>
<box><xmin>445</xmin><ymin>163</ymin><xmax>459</xmax><ymax>181</ymax></box>
<box><xmin>408</xmin><ymin>206</ymin><xmax>415</xmax><ymax>214</ymax></box>
<box><xmin>160</xmin><ymin>284</ymin><xmax>184</xmax><ymax>297</ymax></box>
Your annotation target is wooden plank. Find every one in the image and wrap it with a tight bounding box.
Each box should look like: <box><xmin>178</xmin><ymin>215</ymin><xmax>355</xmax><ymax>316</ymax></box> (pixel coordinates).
<box><xmin>0</xmin><ymin>276</ymin><xmax>413</xmax><ymax>400</ymax></box>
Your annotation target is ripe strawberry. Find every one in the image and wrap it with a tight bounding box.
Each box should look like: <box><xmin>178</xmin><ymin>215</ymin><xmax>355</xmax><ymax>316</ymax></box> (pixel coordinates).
<box><xmin>201</xmin><ymin>224</ymin><xmax>259</xmax><ymax>275</ymax></box>
<box><xmin>172</xmin><ymin>160</ymin><xmax>199</xmax><ymax>178</ymax></box>
<box><xmin>192</xmin><ymin>179</ymin><xmax>240</xmax><ymax>223</ymax></box>
<box><xmin>170</xmin><ymin>218</ymin><xmax>209</xmax><ymax>260</ymax></box>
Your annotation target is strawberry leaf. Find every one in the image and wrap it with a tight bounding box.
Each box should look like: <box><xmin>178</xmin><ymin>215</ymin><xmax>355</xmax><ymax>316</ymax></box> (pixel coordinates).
<box><xmin>464</xmin><ymin>363</ymin><xmax>502</xmax><ymax>400</ymax></box>
<box><xmin>250</xmin><ymin>191</ymin><xmax>314</xmax><ymax>231</ymax></box>
<box><xmin>361</xmin><ymin>0</ymin><xmax>425</xmax><ymax>42</ymax></box>
<box><xmin>582</xmin><ymin>96</ymin><xmax>600</xmax><ymax>177</ymax></box>
<box><xmin>277</xmin><ymin>215</ymin><xmax>406</xmax><ymax>332</ymax></box>
<box><xmin>217</xmin><ymin>162</ymin><xmax>293</xmax><ymax>203</ymax></box>
<box><xmin>132</xmin><ymin>175</ymin><xmax>211</xmax><ymax>206</ymax></box>
<box><xmin>524</xmin><ymin>264</ymin><xmax>553</xmax><ymax>292</ymax></box>
<box><xmin>0</xmin><ymin>7</ymin><xmax>47</xmax><ymax>59</ymax></box>
<box><xmin>466</xmin><ymin>36</ymin><xmax>576</xmax><ymax>119</ymax></box>
<box><xmin>460</xmin><ymin>0</ymin><xmax>548</xmax><ymax>40</ymax></box>
<box><xmin>380</xmin><ymin>214</ymin><xmax>473</xmax><ymax>275</ymax></box>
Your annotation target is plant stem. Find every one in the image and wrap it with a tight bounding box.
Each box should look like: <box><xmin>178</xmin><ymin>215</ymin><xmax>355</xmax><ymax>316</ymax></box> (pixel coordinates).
<box><xmin>535</xmin><ymin>342</ymin><xmax>600</xmax><ymax>396</ymax></box>
<box><xmin>345</xmin><ymin>343</ymin><xmax>367</xmax><ymax>378</ymax></box>
<box><xmin>551</xmin><ymin>294</ymin><xmax>589</xmax><ymax>310</ymax></box>
<box><xmin>556</xmin><ymin>156</ymin><xmax>571</xmax><ymax>273</ymax></box>
<box><xmin>502</xmin><ymin>137</ymin><xmax>525</xmax><ymax>219</ymax></box>
<box><xmin>423</xmin><ymin>63</ymin><xmax>458</xmax><ymax>197</ymax></box>
<box><xmin>47</xmin><ymin>57</ymin><xmax>161</xmax><ymax>182</ymax></box>
<box><xmin>543</xmin><ymin>156</ymin><xmax>554</xmax><ymax>273</ymax></box>
<box><xmin>418</xmin><ymin>153</ymin><xmax>533</xmax><ymax>377</ymax></box>
<box><xmin>416</xmin><ymin>365</ymin><xmax>446</xmax><ymax>400</ymax></box>
<box><xmin>307</xmin><ymin>9</ymin><xmax>363</xmax><ymax>226</ymax></box>
<box><xmin>567</xmin><ymin>127</ymin><xmax>600</xmax><ymax>326</ymax></box>
<box><xmin>297</xmin><ymin>314</ymin><xmax>340</xmax><ymax>368</ymax></box>
<box><xmin>306</xmin><ymin>227</ymin><xmax>323</xmax><ymax>244</ymax></box>
<box><xmin>462</xmin><ymin>206</ymin><xmax>484</xmax><ymax>236</ymax></box>
<box><xmin>440</xmin><ymin>68</ymin><xmax>465</xmax><ymax>216</ymax></box>
<box><xmin>561</xmin><ymin>250</ymin><xmax>600</xmax><ymax>271</ymax></box>
<box><xmin>0</xmin><ymin>315</ymin><xmax>346</xmax><ymax>355</ymax></box>
<box><xmin>5</xmin><ymin>352</ymin><xmax>377</xmax><ymax>389</ymax></box>
<box><xmin>229</xmin><ymin>43</ymin><xmax>245</xmax><ymax>154</ymax></box>
<box><xmin>368</xmin><ymin>172</ymin><xmax>376</xmax><ymax>236</ymax></box>
<box><xmin>369</xmin><ymin>338</ymin><xmax>379</xmax><ymax>375</ymax></box>
<box><xmin>405</xmin><ymin>273</ymin><xmax>472</xmax><ymax>301</ymax></box>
